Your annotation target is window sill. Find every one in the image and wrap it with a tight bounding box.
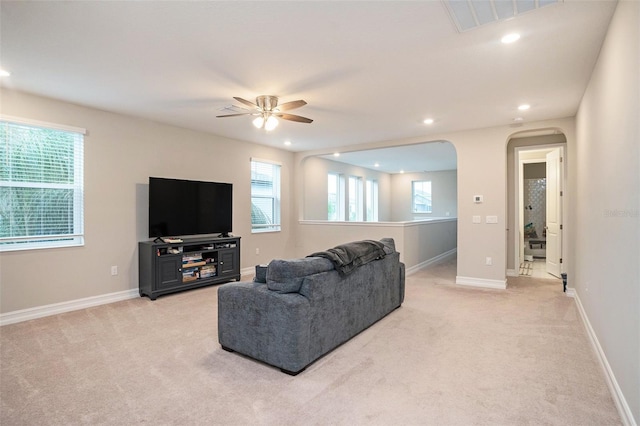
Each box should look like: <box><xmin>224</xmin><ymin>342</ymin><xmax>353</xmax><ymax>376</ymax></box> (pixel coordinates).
<box><xmin>251</xmin><ymin>228</ymin><xmax>281</xmax><ymax>234</ymax></box>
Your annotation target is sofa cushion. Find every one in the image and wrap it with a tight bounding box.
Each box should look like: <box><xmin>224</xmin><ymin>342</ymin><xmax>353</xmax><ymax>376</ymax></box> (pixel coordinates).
<box><xmin>267</xmin><ymin>257</ymin><xmax>334</xmax><ymax>293</ymax></box>
<box><xmin>254</xmin><ymin>264</ymin><xmax>268</xmax><ymax>283</ymax></box>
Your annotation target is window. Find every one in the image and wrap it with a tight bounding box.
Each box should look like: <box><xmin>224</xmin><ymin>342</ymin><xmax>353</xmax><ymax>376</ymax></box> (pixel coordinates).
<box><xmin>251</xmin><ymin>159</ymin><xmax>281</xmax><ymax>232</ymax></box>
<box><xmin>365</xmin><ymin>179</ymin><xmax>379</xmax><ymax>221</ymax></box>
<box><xmin>327</xmin><ymin>173</ymin><xmax>341</xmax><ymax>221</ymax></box>
<box><xmin>412</xmin><ymin>180</ymin><xmax>432</xmax><ymax>213</ymax></box>
<box><xmin>1</xmin><ymin>117</ymin><xmax>85</xmax><ymax>251</ymax></box>
<box><xmin>348</xmin><ymin>176</ymin><xmax>363</xmax><ymax>221</ymax></box>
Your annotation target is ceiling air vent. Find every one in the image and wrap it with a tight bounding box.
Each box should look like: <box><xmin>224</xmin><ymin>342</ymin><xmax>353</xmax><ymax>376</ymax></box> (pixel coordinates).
<box><xmin>443</xmin><ymin>0</ymin><xmax>561</xmax><ymax>33</ymax></box>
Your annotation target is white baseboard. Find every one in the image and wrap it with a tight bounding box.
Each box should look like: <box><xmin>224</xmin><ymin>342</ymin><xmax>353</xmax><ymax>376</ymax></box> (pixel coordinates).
<box><xmin>1</xmin><ymin>288</ymin><xmax>140</xmax><ymax>326</ymax></box>
<box><xmin>405</xmin><ymin>249</ymin><xmax>457</xmax><ymax>276</ymax></box>
<box><xmin>455</xmin><ymin>275</ymin><xmax>507</xmax><ymax>290</ymax></box>
<box><xmin>240</xmin><ymin>266</ymin><xmax>255</xmax><ymax>278</ymax></box>
<box><xmin>506</xmin><ymin>269</ymin><xmax>519</xmax><ymax>277</ymax></box>
<box><xmin>574</xmin><ymin>292</ymin><xmax>637</xmax><ymax>426</ymax></box>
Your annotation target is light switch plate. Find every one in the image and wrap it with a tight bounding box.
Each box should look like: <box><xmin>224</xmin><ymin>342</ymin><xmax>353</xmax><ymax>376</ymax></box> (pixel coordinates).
<box><xmin>472</xmin><ymin>215</ymin><xmax>481</xmax><ymax>224</ymax></box>
<box><xmin>486</xmin><ymin>215</ymin><xmax>498</xmax><ymax>224</ymax></box>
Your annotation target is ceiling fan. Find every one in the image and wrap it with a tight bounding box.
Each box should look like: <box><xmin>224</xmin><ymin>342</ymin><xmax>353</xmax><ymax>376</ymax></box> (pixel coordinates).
<box><xmin>217</xmin><ymin>95</ymin><xmax>313</xmax><ymax>131</ymax></box>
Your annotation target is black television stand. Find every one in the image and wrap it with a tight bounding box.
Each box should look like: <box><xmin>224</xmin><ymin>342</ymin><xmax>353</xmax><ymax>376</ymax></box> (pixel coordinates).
<box><xmin>138</xmin><ymin>236</ymin><xmax>241</xmax><ymax>300</ymax></box>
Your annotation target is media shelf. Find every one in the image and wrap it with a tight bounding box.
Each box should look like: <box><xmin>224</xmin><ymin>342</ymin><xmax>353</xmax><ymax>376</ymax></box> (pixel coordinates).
<box><xmin>138</xmin><ymin>236</ymin><xmax>241</xmax><ymax>300</ymax></box>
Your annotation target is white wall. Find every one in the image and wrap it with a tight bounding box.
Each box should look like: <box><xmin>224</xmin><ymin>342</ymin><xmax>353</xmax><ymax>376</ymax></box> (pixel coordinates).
<box><xmin>0</xmin><ymin>89</ymin><xmax>296</xmax><ymax>314</ymax></box>
<box><xmin>573</xmin><ymin>0</ymin><xmax>639</xmax><ymax>422</ymax></box>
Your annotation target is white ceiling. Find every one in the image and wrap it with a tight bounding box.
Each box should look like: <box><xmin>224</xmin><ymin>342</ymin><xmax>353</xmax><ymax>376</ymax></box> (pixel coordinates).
<box><xmin>321</xmin><ymin>141</ymin><xmax>457</xmax><ymax>174</ymax></box>
<box><xmin>0</xmin><ymin>1</ymin><xmax>617</xmax><ymax>171</ymax></box>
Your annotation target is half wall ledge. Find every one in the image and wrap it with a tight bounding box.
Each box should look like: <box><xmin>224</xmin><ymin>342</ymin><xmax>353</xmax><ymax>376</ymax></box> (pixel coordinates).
<box><xmin>298</xmin><ymin>218</ymin><xmax>457</xmax><ymax>272</ymax></box>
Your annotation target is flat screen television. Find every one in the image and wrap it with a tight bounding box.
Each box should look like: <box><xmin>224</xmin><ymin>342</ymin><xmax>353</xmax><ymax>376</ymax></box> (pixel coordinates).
<box><xmin>148</xmin><ymin>177</ymin><xmax>232</xmax><ymax>239</ymax></box>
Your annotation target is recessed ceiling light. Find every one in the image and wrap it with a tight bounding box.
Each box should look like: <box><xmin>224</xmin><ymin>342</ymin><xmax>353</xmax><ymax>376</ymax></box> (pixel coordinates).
<box><xmin>423</xmin><ymin>118</ymin><xmax>434</xmax><ymax>125</ymax></box>
<box><xmin>400</xmin><ymin>170</ymin><xmax>405</xmax><ymax>174</ymax></box>
<box><xmin>333</xmin><ymin>153</ymin><xmax>340</xmax><ymax>157</ymax></box>
<box><xmin>518</xmin><ymin>104</ymin><xmax>530</xmax><ymax>111</ymax></box>
<box><xmin>501</xmin><ymin>33</ymin><xmax>521</xmax><ymax>44</ymax></box>
<box><xmin>284</xmin><ymin>140</ymin><xmax>291</xmax><ymax>146</ymax></box>
<box><xmin>0</xmin><ymin>69</ymin><xmax>11</xmax><ymax>77</ymax></box>
<box><xmin>374</xmin><ymin>163</ymin><xmax>380</xmax><ymax>168</ymax></box>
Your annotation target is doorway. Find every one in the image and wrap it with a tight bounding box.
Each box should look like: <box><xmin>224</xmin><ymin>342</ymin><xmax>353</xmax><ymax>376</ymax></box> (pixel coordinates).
<box><xmin>506</xmin><ymin>130</ymin><xmax>567</xmax><ymax>280</ymax></box>
<box><xmin>514</xmin><ymin>145</ymin><xmax>564</xmax><ymax>279</ymax></box>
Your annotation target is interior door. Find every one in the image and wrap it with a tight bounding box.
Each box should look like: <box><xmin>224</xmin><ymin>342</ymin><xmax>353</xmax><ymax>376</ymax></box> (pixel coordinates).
<box><xmin>545</xmin><ymin>148</ymin><xmax>562</xmax><ymax>277</ymax></box>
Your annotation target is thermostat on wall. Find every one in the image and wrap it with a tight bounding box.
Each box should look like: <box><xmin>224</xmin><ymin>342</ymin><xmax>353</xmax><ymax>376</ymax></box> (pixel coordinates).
<box><xmin>473</xmin><ymin>195</ymin><xmax>483</xmax><ymax>203</ymax></box>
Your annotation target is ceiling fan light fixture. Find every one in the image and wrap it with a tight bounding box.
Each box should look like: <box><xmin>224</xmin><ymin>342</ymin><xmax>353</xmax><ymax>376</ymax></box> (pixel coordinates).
<box><xmin>265</xmin><ymin>115</ymin><xmax>279</xmax><ymax>131</ymax></box>
<box><xmin>218</xmin><ymin>95</ymin><xmax>312</xmax><ymax>128</ymax></box>
<box><xmin>252</xmin><ymin>116</ymin><xmax>265</xmax><ymax>129</ymax></box>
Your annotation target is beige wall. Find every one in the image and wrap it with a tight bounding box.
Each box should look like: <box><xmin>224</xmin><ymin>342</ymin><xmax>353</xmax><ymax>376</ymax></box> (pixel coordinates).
<box><xmin>573</xmin><ymin>0</ymin><xmax>639</xmax><ymax>421</ymax></box>
<box><xmin>0</xmin><ymin>89</ymin><xmax>297</xmax><ymax>313</ymax></box>
<box><xmin>301</xmin><ymin>156</ymin><xmax>392</xmax><ymax>221</ymax></box>
<box><xmin>0</xmin><ymin>91</ymin><xmax>575</xmax><ymax>307</ymax></box>
<box><xmin>301</xmin><ymin>156</ymin><xmax>458</xmax><ymax>222</ymax></box>
<box><xmin>390</xmin><ymin>170</ymin><xmax>457</xmax><ymax>221</ymax></box>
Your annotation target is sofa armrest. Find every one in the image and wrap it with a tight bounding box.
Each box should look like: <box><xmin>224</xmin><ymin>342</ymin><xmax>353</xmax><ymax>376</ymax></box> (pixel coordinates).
<box><xmin>217</xmin><ymin>281</ymin><xmax>311</xmax><ymax>373</ymax></box>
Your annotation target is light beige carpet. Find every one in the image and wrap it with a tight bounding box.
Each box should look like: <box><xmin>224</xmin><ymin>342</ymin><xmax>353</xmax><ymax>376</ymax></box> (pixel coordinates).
<box><xmin>0</xmin><ymin>258</ymin><xmax>621</xmax><ymax>425</ymax></box>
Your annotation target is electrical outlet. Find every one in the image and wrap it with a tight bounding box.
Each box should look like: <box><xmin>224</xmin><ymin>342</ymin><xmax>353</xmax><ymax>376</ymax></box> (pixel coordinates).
<box><xmin>255</xmin><ymin>248</ymin><xmax>260</xmax><ymax>255</ymax></box>
<box><xmin>111</xmin><ymin>265</ymin><xmax>118</xmax><ymax>276</ymax></box>
<box><xmin>485</xmin><ymin>257</ymin><xmax>492</xmax><ymax>266</ymax></box>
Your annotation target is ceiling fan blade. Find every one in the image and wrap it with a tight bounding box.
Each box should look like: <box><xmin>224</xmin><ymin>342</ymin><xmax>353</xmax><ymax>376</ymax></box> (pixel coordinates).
<box><xmin>275</xmin><ymin>113</ymin><xmax>313</xmax><ymax>123</ymax></box>
<box><xmin>276</xmin><ymin>100</ymin><xmax>307</xmax><ymax>111</ymax></box>
<box><xmin>216</xmin><ymin>113</ymin><xmax>256</xmax><ymax>118</ymax></box>
<box><xmin>233</xmin><ymin>97</ymin><xmax>259</xmax><ymax>110</ymax></box>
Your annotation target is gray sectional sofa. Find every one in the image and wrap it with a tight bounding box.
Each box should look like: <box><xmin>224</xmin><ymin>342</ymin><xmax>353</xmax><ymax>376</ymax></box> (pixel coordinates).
<box><xmin>217</xmin><ymin>238</ymin><xmax>405</xmax><ymax>375</ymax></box>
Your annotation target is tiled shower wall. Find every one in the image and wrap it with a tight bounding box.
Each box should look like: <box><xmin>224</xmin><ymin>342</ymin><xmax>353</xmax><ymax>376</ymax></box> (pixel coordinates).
<box><xmin>524</xmin><ymin>178</ymin><xmax>546</xmax><ymax>239</ymax></box>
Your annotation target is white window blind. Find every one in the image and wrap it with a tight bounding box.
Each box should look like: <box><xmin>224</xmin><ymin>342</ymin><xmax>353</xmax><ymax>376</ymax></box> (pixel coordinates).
<box><xmin>0</xmin><ymin>118</ymin><xmax>85</xmax><ymax>251</ymax></box>
<box><xmin>251</xmin><ymin>159</ymin><xmax>281</xmax><ymax>232</ymax></box>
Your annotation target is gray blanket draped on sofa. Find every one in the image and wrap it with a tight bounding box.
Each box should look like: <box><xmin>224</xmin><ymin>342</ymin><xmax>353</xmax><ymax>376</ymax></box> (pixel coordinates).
<box><xmin>307</xmin><ymin>239</ymin><xmax>386</xmax><ymax>276</ymax></box>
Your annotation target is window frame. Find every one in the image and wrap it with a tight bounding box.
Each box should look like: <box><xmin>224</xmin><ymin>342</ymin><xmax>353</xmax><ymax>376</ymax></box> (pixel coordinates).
<box><xmin>0</xmin><ymin>115</ymin><xmax>85</xmax><ymax>252</ymax></box>
<box><xmin>250</xmin><ymin>158</ymin><xmax>281</xmax><ymax>233</ymax></box>
<box><xmin>365</xmin><ymin>179</ymin><xmax>379</xmax><ymax>222</ymax></box>
<box><xmin>348</xmin><ymin>175</ymin><xmax>363</xmax><ymax>221</ymax></box>
<box><xmin>327</xmin><ymin>172</ymin><xmax>344</xmax><ymax>221</ymax></box>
